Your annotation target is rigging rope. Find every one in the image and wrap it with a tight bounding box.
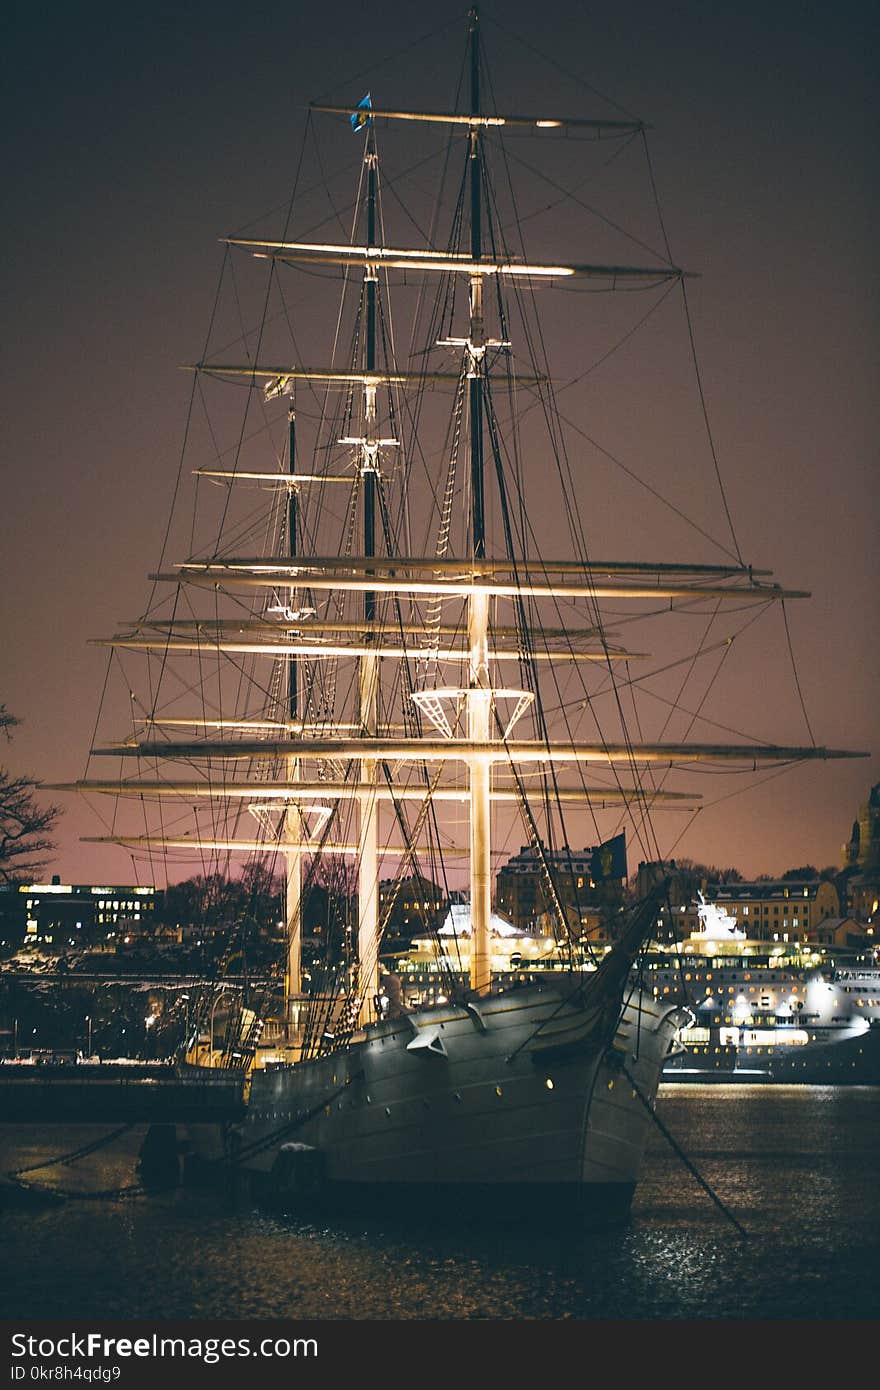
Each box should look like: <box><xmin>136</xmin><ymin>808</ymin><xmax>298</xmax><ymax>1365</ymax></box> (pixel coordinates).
<box><xmin>622</xmin><ymin>1062</ymin><xmax>750</xmax><ymax>1239</ymax></box>
<box><xmin>781</xmin><ymin>598</ymin><xmax>817</xmax><ymax>746</ymax></box>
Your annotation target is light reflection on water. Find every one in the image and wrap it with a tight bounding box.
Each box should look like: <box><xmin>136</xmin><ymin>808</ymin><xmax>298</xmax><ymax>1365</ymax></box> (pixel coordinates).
<box><xmin>1</xmin><ymin>1086</ymin><xmax>878</xmax><ymax>1320</ymax></box>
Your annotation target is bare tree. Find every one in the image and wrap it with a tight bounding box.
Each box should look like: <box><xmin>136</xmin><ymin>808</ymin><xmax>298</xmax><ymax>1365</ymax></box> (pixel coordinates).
<box><xmin>0</xmin><ymin>706</ymin><xmax>59</xmax><ymax>883</ymax></box>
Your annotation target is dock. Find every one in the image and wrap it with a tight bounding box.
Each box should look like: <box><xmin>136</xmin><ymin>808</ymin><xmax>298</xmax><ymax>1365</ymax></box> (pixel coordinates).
<box><xmin>0</xmin><ymin>1061</ymin><xmax>246</xmax><ymax>1123</ymax></box>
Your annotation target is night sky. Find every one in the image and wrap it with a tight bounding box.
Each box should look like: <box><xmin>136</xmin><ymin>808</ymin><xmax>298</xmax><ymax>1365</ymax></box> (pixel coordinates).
<box><xmin>2</xmin><ymin>0</ymin><xmax>877</xmax><ymax>887</ymax></box>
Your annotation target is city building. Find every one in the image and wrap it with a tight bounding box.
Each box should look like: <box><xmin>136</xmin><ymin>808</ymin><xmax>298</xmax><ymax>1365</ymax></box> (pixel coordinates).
<box><xmin>691</xmin><ymin>879</ymin><xmax>841</xmax><ymax>942</ymax></box>
<box><xmin>0</xmin><ymin>875</ymin><xmax>161</xmax><ymax>949</ymax></box>
<box><xmin>842</xmin><ymin>782</ymin><xmax>880</xmax><ymax>925</ymax></box>
<box><xmin>639</xmin><ymin>870</ymin><xmax>869</xmax><ymax>948</ymax></box>
<box><xmin>496</xmin><ymin>838</ymin><xmax>626</xmax><ymax>937</ymax></box>
<box><xmin>378</xmin><ymin>874</ymin><xmax>448</xmax><ymax>948</ymax></box>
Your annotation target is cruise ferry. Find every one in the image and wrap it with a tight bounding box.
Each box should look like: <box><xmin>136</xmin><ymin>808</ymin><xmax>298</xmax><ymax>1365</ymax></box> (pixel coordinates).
<box><xmin>646</xmin><ymin>896</ymin><xmax>880</xmax><ymax>1083</ymax></box>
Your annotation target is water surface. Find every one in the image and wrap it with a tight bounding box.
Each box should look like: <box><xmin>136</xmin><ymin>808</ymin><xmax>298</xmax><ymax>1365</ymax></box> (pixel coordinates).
<box><xmin>1</xmin><ymin>1086</ymin><xmax>877</xmax><ymax>1321</ymax></box>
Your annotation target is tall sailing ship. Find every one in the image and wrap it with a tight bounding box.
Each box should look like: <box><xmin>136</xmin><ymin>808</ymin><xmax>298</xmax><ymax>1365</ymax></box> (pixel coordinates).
<box><xmin>56</xmin><ymin>10</ymin><xmax>863</xmax><ymax>1217</ymax></box>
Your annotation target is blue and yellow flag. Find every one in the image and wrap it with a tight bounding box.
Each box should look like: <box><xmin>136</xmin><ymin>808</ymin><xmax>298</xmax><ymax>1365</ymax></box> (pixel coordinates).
<box><xmin>590</xmin><ymin>833</ymin><xmax>627</xmax><ymax>883</ymax></box>
<box><xmin>350</xmin><ymin>93</ymin><xmax>372</xmax><ymax>132</ymax></box>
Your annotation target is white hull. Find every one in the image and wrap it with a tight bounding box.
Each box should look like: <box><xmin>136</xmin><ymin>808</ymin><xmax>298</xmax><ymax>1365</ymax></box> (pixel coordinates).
<box><xmin>663</xmin><ymin>1022</ymin><xmax>880</xmax><ymax>1083</ymax></box>
<box><xmin>187</xmin><ymin>983</ymin><xmax>680</xmax><ymax>1218</ymax></box>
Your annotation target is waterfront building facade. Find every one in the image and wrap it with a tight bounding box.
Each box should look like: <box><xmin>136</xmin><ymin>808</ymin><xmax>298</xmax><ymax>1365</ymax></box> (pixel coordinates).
<box><xmin>0</xmin><ymin>876</ymin><xmax>160</xmax><ymax>949</ymax></box>
<box><xmin>636</xmin><ymin>865</ymin><xmax>868</xmax><ymax>949</ymax></box>
<box><xmin>691</xmin><ymin>879</ymin><xmax>841</xmax><ymax>943</ymax></box>
<box><xmin>496</xmin><ymin>838</ymin><xmax>626</xmax><ymax>936</ymax></box>
<box><xmin>378</xmin><ymin>875</ymin><xmax>448</xmax><ymax>949</ymax></box>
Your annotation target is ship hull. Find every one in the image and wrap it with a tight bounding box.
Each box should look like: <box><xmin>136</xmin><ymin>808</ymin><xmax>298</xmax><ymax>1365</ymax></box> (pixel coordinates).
<box><xmin>662</xmin><ymin>1023</ymin><xmax>880</xmax><ymax>1084</ymax></box>
<box><xmin>186</xmin><ymin>982</ymin><xmax>680</xmax><ymax>1221</ymax></box>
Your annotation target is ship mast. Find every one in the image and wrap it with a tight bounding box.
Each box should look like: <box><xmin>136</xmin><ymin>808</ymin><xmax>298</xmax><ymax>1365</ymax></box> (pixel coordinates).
<box><xmin>357</xmin><ymin>124</ymin><xmax>381</xmax><ymax>1023</ymax></box>
<box><xmin>54</xmin><ymin>13</ymin><xmax>869</xmax><ymax>1044</ymax></box>
<box><xmin>284</xmin><ymin>400</ymin><xmax>303</xmax><ymax>1038</ymax></box>
<box><xmin>466</xmin><ymin>5</ymin><xmax>491</xmax><ymax>994</ymax></box>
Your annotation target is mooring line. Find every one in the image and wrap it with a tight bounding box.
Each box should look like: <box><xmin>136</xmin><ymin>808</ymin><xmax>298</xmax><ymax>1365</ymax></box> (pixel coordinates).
<box><xmin>623</xmin><ymin>1064</ymin><xmax>750</xmax><ymax>1238</ymax></box>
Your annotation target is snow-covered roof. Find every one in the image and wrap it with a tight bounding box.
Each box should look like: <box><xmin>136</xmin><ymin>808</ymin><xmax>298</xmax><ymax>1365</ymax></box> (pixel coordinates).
<box><xmin>437</xmin><ymin>903</ymin><xmax>525</xmax><ymax>938</ymax></box>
